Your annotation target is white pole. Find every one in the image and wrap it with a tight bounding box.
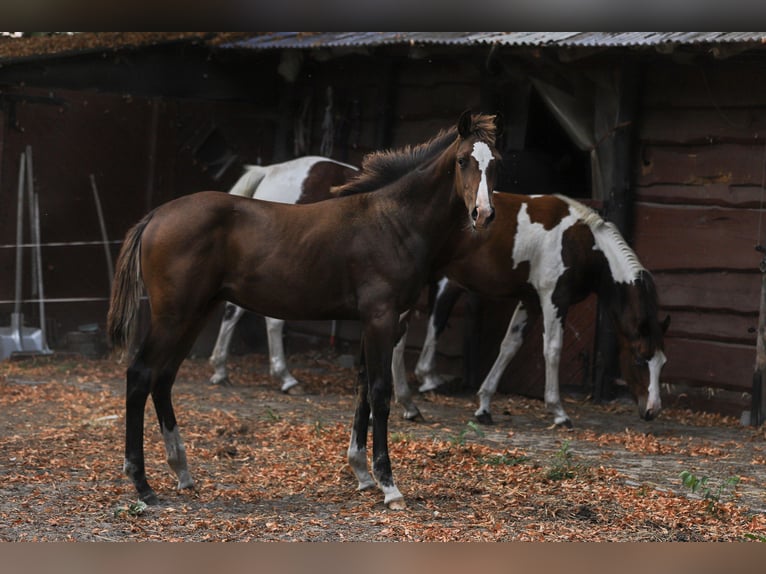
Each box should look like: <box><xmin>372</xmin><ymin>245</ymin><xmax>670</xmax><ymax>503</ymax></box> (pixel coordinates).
<box><xmin>12</xmin><ymin>152</ymin><xmax>26</xmax><ymax>349</ymax></box>
<box><xmin>33</xmin><ymin>193</ymin><xmax>51</xmax><ymax>354</ymax></box>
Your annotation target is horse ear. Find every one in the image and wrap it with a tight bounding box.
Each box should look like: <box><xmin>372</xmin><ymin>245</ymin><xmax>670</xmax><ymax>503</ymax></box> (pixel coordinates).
<box><xmin>458</xmin><ymin>109</ymin><xmax>473</xmax><ymax>138</ymax></box>
<box><xmin>661</xmin><ymin>314</ymin><xmax>671</xmax><ymax>333</ymax></box>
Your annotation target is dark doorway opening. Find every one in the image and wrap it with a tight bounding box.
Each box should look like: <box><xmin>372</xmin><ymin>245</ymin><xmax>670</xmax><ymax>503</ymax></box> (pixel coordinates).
<box><xmin>498</xmin><ymin>88</ymin><xmax>591</xmax><ymax>198</ymax></box>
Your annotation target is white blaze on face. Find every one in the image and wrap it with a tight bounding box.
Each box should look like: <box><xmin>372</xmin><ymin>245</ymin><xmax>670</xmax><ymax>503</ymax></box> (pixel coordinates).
<box><xmin>647</xmin><ymin>350</ymin><xmax>666</xmax><ymax>413</ymax></box>
<box><xmin>471</xmin><ymin>142</ymin><xmax>494</xmax><ymax>216</ymax></box>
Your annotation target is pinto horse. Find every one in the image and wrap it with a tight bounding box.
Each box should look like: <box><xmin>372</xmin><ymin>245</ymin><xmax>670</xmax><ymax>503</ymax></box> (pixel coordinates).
<box><xmin>393</xmin><ymin>192</ymin><xmax>669</xmax><ymax>427</ymax></box>
<box><xmin>106</xmin><ymin>111</ymin><xmax>500</xmax><ymax>509</ymax></box>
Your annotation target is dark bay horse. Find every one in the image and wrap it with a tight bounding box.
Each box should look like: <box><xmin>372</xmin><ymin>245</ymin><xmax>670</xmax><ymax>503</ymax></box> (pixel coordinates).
<box><xmin>107</xmin><ymin>111</ymin><xmax>500</xmax><ymax>509</ymax></box>
<box><xmin>208</xmin><ymin>156</ymin><xmax>424</xmax><ymax>420</ymax></box>
<box><xmin>395</xmin><ymin>192</ymin><xmax>669</xmax><ymax>427</ymax></box>
<box><xmin>208</xmin><ymin>156</ymin><xmax>358</xmax><ymax>391</ymax></box>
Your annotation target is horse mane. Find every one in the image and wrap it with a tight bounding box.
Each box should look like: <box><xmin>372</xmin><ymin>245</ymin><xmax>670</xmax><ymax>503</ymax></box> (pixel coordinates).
<box><xmin>554</xmin><ymin>194</ymin><xmax>664</xmax><ymax>340</ymax></box>
<box><xmin>336</xmin><ymin>114</ymin><xmax>497</xmax><ymax>197</ymax></box>
<box><xmin>553</xmin><ymin>194</ymin><xmax>645</xmax><ymax>280</ymax></box>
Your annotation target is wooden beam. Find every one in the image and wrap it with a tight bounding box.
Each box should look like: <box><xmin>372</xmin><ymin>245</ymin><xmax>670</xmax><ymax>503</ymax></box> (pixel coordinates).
<box><xmin>592</xmin><ymin>61</ymin><xmax>641</xmax><ymax>403</ymax></box>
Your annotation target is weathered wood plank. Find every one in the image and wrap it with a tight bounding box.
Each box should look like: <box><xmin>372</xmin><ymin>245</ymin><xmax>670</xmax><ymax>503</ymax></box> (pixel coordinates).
<box><xmin>654</xmin><ymin>271</ymin><xmax>761</xmax><ymax>314</ymax></box>
<box><xmin>396</xmin><ymin>84</ymin><xmax>481</xmax><ymax>119</ymax></box>
<box><xmin>644</xmin><ymin>61</ymin><xmax>766</xmax><ymax>108</ymax></box>
<box><xmin>640</xmin><ymin>109</ymin><xmax>766</xmax><ymax>144</ymax></box>
<box><xmin>635</xmin><ymin>184</ymin><xmax>765</xmax><ymax>208</ymax></box>
<box><xmin>633</xmin><ymin>203</ymin><xmax>762</xmax><ymax>271</ymax></box>
<box><xmin>662</xmin><ymin>337</ymin><xmax>755</xmax><ymax>392</ymax></box>
<box><xmin>663</xmin><ymin>309</ymin><xmax>757</xmax><ymax>345</ymax></box>
<box><xmin>636</xmin><ymin>144</ymin><xmax>766</xmax><ymax>187</ymax></box>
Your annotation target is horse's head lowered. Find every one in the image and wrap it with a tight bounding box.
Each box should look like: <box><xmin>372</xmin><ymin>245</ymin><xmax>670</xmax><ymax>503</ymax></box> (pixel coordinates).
<box><xmin>612</xmin><ymin>272</ymin><xmax>670</xmax><ymax>421</ymax></box>
<box><xmin>455</xmin><ymin>110</ymin><xmax>501</xmax><ymax>230</ymax></box>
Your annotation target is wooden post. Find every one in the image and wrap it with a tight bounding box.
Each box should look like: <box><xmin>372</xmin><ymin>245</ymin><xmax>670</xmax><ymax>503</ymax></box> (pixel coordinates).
<box><xmin>752</xmin><ymin>247</ymin><xmax>766</xmax><ymax>426</ymax></box>
<box><xmin>592</xmin><ymin>61</ymin><xmax>640</xmax><ymax>403</ymax></box>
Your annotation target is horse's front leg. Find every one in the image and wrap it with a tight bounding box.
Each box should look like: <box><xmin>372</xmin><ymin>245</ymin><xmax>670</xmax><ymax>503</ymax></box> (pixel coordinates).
<box><xmin>365</xmin><ymin>310</ymin><xmax>406</xmax><ymax>510</ymax></box>
<box><xmin>474</xmin><ymin>301</ymin><xmax>530</xmax><ymax>424</ymax></box>
<box><xmin>540</xmin><ymin>296</ymin><xmax>571</xmax><ymax>428</ymax></box>
<box><xmin>264</xmin><ymin>317</ymin><xmax>301</xmax><ymax>394</ymax></box>
<box><xmin>209</xmin><ymin>302</ymin><xmax>245</xmax><ymax>386</ymax></box>
<box><xmin>347</xmin><ymin>338</ymin><xmax>376</xmax><ymax>491</ymax></box>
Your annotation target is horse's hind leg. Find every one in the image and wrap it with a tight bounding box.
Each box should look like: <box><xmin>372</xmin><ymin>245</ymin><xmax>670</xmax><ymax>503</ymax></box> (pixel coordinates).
<box><xmin>391</xmin><ymin>315</ymin><xmax>422</xmax><ymax>421</ymax></box>
<box><xmin>151</xmin><ymin>359</ymin><xmax>195</xmax><ymax>493</ymax></box>
<box><xmin>125</xmin><ymin>309</ymin><xmax>214</xmax><ymax>503</ymax></box>
<box><xmin>124</xmin><ymin>351</ymin><xmax>159</xmax><ymax>504</ymax></box>
<box><xmin>416</xmin><ymin>278</ymin><xmax>464</xmax><ymax>392</ymax></box>
<box><xmin>474</xmin><ymin>302</ymin><xmax>530</xmax><ymax>424</ymax></box>
<box><xmin>209</xmin><ymin>302</ymin><xmax>245</xmax><ymax>385</ymax></box>
<box><xmin>264</xmin><ymin>317</ymin><xmax>301</xmax><ymax>394</ymax></box>
<box><xmin>125</xmin><ymin>341</ymin><xmax>193</xmax><ymax>504</ymax></box>
<box><xmin>540</xmin><ymin>296</ymin><xmax>570</xmax><ymax>427</ymax></box>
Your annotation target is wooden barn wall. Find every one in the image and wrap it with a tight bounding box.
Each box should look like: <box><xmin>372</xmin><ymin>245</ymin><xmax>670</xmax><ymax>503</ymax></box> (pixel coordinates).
<box><xmin>0</xmin><ymin>47</ymin><xmax>600</xmax><ymax>405</ymax></box>
<box><xmin>0</xmin><ymin>82</ymin><xmax>283</xmax><ymax>348</ymax></box>
<box><xmin>633</xmin><ymin>56</ymin><xmax>766</xmax><ymax>411</ymax></box>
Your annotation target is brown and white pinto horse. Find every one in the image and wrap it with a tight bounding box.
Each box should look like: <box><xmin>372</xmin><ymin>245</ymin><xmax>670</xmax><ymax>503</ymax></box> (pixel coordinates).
<box><xmin>403</xmin><ymin>192</ymin><xmax>669</xmax><ymax>427</ymax></box>
<box><xmin>106</xmin><ymin>111</ymin><xmax>500</xmax><ymax>509</ymax></box>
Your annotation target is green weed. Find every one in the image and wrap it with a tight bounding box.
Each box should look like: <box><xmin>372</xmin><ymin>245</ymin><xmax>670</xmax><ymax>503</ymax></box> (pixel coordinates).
<box><xmin>679</xmin><ymin>470</ymin><xmax>740</xmax><ymax>515</ymax></box>
<box><xmin>448</xmin><ymin>421</ymin><xmax>485</xmax><ymax>446</ymax></box>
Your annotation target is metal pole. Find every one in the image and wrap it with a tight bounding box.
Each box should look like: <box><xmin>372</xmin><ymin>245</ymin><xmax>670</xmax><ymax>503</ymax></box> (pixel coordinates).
<box><xmin>33</xmin><ymin>193</ymin><xmax>51</xmax><ymax>354</ymax></box>
<box><xmin>26</xmin><ymin>145</ymin><xmax>37</xmax><ymax>298</ymax></box>
<box><xmin>89</xmin><ymin>174</ymin><xmax>114</xmax><ymax>289</ymax></box>
<box><xmin>12</xmin><ymin>152</ymin><xmax>26</xmax><ymax>349</ymax></box>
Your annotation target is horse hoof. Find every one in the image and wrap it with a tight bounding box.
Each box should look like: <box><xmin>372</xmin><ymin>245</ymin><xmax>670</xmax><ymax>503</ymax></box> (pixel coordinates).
<box><xmin>177</xmin><ymin>473</ymin><xmax>195</xmax><ymax>491</ymax></box>
<box><xmin>357</xmin><ymin>479</ymin><xmax>376</xmax><ymax>492</ymax></box>
<box><xmin>475</xmin><ymin>411</ymin><xmax>494</xmax><ymax>425</ymax></box>
<box><xmin>139</xmin><ymin>490</ymin><xmax>159</xmax><ymax>506</ymax></box>
<box><xmin>402</xmin><ymin>407</ymin><xmax>424</xmax><ymax>422</ymax></box>
<box><xmin>417</xmin><ymin>377</ymin><xmax>445</xmax><ymax>393</ymax></box>
<box><xmin>556</xmin><ymin>419</ymin><xmax>573</xmax><ymax>429</ymax></box>
<box><xmin>284</xmin><ymin>384</ymin><xmax>305</xmax><ymax>396</ymax></box>
<box><xmin>385</xmin><ymin>497</ymin><xmax>407</xmax><ymax>510</ymax></box>
<box><xmin>209</xmin><ymin>376</ymin><xmax>231</xmax><ymax>386</ymax></box>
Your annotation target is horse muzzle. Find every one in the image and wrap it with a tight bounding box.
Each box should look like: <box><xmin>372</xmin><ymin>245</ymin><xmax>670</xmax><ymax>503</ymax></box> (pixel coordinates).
<box><xmin>638</xmin><ymin>397</ymin><xmax>661</xmax><ymax>421</ymax></box>
<box><xmin>471</xmin><ymin>206</ymin><xmax>495</xmax><ymax>229</ymax></box>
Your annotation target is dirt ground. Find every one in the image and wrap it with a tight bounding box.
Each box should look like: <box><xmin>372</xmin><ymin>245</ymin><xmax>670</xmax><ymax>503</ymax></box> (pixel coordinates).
<box><xmin>1</xmin><ymin>351</ymin><xmax>765</xmax><ymax>541</ymax></box>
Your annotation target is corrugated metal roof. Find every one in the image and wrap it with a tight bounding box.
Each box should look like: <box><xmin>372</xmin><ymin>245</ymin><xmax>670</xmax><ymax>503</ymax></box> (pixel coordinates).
<box><xmin>220</xmin><ymin>32</ymin><xmax>766</xmax><ymax>51</ymax></box>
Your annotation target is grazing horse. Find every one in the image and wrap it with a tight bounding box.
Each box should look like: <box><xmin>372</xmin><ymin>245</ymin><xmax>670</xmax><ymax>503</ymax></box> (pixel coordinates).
<box><xmin>396</xmin><ymin>192</ymin><xmax>669</xmax><ymax>427</ymax></box>
<box><xmin>106</xmin><ymin>111</ymin><xmax>500</xmax><ymax>509</ymax></box>
<box><xmin>208</xmin><ymin>157</ymin><xmax>422</xmax><ymax>420</ymax></box>
<box><xmin>208</xmin><ymin>156</ymin><xmax>357</xmax><ymax>392</ymax></box>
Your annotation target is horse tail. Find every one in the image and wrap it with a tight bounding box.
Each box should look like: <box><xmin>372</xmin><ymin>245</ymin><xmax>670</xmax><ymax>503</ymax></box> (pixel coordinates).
<box><xmin>106</xmin><ymin>211</ymin><xmax>155</xmax><ymax>351</ymax></box>
<box><xmin>228</xmin><ymin>165</ymin><xmax>267</xmax><ymax>198</ymax></box>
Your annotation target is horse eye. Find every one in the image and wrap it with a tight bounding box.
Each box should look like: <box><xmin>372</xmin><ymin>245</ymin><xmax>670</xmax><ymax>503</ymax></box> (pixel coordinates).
<box><xmin>635</xmin><ymin>356</ymin><xmax>649</xmax><ymax>367</ymax></box>
<box><xmin>457</xmin><ymin>157</ymin><xmax>466</xmax><ymax>168</ymax></box>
